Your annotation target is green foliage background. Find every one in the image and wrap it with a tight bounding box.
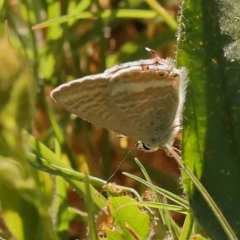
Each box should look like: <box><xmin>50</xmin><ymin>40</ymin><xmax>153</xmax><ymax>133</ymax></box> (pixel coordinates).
<box><xmin>0</xmin><ymin>0</ymin><xmax>240</xmax><ymax>239</ymax></box>
<box><xmin>0</xmin><ymin>1</ymin><xmax>182</xmax><ymax>239</ymax></box>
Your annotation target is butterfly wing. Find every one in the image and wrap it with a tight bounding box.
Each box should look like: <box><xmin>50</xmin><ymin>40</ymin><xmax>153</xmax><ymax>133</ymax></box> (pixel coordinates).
<box><xmin>51</xmin><ymin>59</ymin><xmax>187</xmax><ymax>149</ymax></box>
<box><xmin>108</xmin><ymin>65</ymin><xmax>183</xmax><ymax>147</ymax></box>
<box><xmin>51</xmin><ymin>73</ymin><xmax>143</xmax><ymax>138</ymax></box>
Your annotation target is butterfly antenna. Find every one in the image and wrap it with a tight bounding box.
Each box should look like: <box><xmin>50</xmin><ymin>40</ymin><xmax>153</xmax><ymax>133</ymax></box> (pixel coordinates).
<box><xmin>106</xmin><ymin>146</ymin><xmax>134</xmax><ymax>184</ymax></box>
<box><xmin>145</xmin><ymin>47</ymin><xmax>158</xmax><ymax>57</ymax></box>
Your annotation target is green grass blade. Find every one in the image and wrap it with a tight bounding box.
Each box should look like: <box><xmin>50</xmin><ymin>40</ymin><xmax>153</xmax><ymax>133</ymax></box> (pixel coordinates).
<box><xmin>123</xmin><ymin>172</ymin><xmax>189</xmax><ymax>210</ymax></box>
<box><xmin>32</xmin><ymin>9</ymin><xmax>158</xmax><ymax>29</ymax></box>
<box><xmin>118</xmin><ymin>201</ymin><xmax>187</xmax><ymax>214</ymax></box>
<box><xmin>26</xmin><ymin>132</ymin><xmax>106</xmax><ymax>210</ymax></box>
<box><xmin>146</xmin><ymin>0</ymin><xmax>177</xmax><ymax>30</ymax></box>
<box><xmin>167</xmin><ymin>146</ymin><xmax>237</xmax><ymax>240</ymax></box>
<box><xmin>134</xmin><ymin>157</ymin><xmax>181</xmax><ymax>238</ymax></box>
<box><xmin>84</xmin><ymin>175</ymin><xmax>98</xmax><ymax>240</ymax></box>
<box><xmin>51</xmin><ymin>140</ymin><xmax>69</xmax><ymax>240</ymax></box>
<box><xmin>179</xmin><ymin>212</ymin><xmax>193</xmax><ymax>240</ymax></box>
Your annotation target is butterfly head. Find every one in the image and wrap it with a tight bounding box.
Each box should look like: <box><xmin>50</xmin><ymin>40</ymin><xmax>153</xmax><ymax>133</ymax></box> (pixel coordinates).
<box><xmin>136</xmin><ymin>141</ymin><xmax>159</xmax><ymax>152</ymax></box>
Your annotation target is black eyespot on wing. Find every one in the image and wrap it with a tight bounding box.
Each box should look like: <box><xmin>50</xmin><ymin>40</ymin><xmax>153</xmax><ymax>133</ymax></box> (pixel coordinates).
<box><xmin>159</xmin><ymin>71</ymin><xmax>166</xmax><ymax>77</ymax></box>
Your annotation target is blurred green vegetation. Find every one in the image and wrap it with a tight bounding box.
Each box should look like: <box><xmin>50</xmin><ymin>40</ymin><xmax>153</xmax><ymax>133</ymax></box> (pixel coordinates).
<box><xmin>0</xmin><ymin>0</ymin><xmax>238</xmax><ymax>239</ymax></box>
<box><xmin>0</xmin><ymin>1</ymin><xmax>185</xmax><ymax>239</ymax></box>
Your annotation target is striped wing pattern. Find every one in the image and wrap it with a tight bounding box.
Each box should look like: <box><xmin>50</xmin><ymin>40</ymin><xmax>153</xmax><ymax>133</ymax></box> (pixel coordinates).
<box><xmin>51</xmin><ymin>58</ymin><xmax>187</xmax><ymax>149</ymax></box>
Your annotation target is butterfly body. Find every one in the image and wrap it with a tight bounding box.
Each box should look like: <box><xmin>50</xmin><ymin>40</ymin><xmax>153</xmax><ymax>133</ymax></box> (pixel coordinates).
<box><xmin>51</xmin><ymin>56</ymin><xmax>187</xmax><ymax>151</ymax></box>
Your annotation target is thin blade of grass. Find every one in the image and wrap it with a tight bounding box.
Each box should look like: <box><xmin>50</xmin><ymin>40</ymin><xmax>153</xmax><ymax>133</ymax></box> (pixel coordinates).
<box><xmin>118</xmin><ymin>201</ymin><xmax>187</xmax><ymax>214</ymax></box>
<box><xmin>123</xmin><ymin>172</ymin><xmax>189</xmax><ymax>210</ymax></box>
<box><xmin>179</xmin><ymin>212</ymin><xmax>193</xmax><ymax>240</ymax></box>
<box><xmin>167</xmin><ymin>145</ymin><xmax>237</xmax><ymax>240</ymax></box>
<box><xmin>145</xmin><ymin>0</ymin><xmax>177</xmax><ymax>30</ymax></box>
<box><xmin>134</xmin><ymin>157</ymin><xmax>181</xmax><ymax>238</ymax></box>
<box><xmin>26</xmin><ymin>132</ymin><xmax>106</xmax><ymax>210</ymax></box>
<box><xmin>32</xmin><ymin>9</ymin><xmax>158</xmax><ymax>29</ymax></box>
<box><xmin>84</xmin><ymin>175</ymin><xmax>98</xmax><ymax>240</ymax></box>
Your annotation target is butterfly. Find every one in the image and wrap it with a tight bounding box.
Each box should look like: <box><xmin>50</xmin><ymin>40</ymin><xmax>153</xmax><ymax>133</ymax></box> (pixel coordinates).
<box><xmin>51</xmin><ymin>49</ymin><xmax>187</xmax><ymax>152</ymax></box>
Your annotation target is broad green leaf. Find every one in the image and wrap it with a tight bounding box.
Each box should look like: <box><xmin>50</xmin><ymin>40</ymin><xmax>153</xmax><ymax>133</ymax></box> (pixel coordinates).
<box><xmin>177</xmin><ymin>0</ymin><xmax>240</xmax><ymax>239</ymax></box>
<box><xmin>107</xmin><ymin>196</ymin><xmax>151</xmax><ymax>240</ymax></box>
